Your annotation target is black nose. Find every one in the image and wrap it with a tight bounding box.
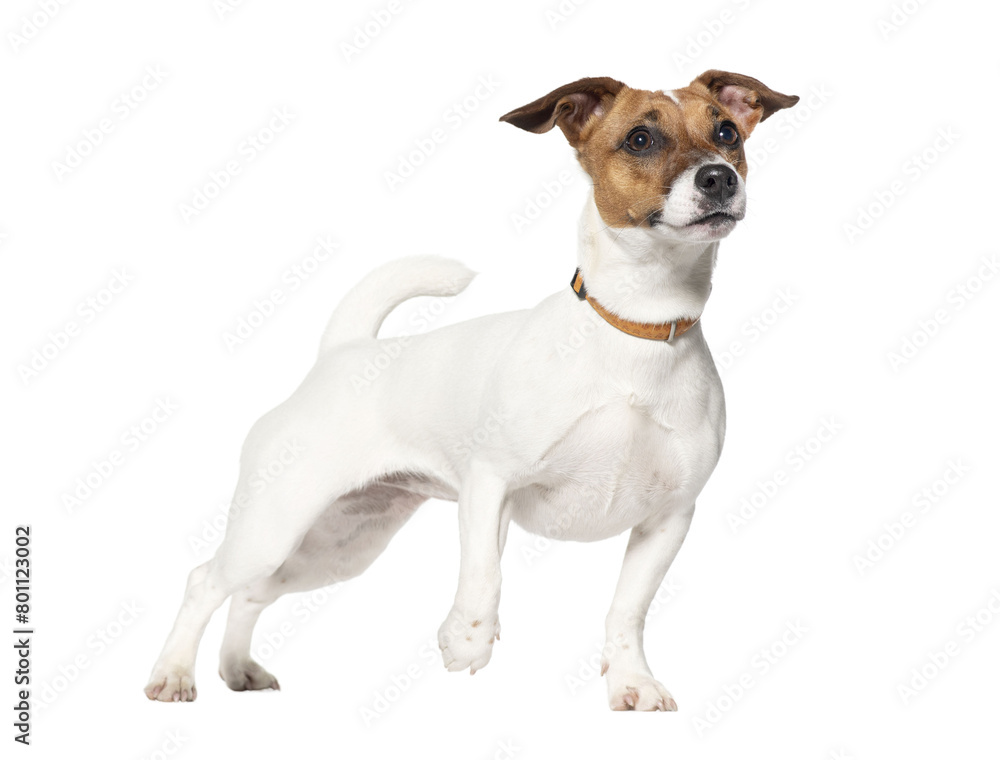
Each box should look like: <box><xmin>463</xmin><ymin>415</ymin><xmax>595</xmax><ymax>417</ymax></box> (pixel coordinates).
<box><xmin>695</xmin><ymin>164</ymin><xmax>738</xmax><ymax>203</ymax></box>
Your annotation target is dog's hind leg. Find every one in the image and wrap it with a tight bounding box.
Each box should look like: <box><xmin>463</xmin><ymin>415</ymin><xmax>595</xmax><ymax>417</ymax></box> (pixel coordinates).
<box><xmin>217</xmin><ymin>575</ymin><xmax>284</xmax><ymax>692</ymax></box>
<box><xmin>216</xmin><ymin>563</ymin><xmax>343</xmax><ymax>692</ymax></box>
<box><xmin>144</xmin><ymin>489</ymin><xmax>340</xmax><ymax>702</ymax></box>
<box><xmin>143</xmin><ymin>517</ymin><xmax>312</xmax><ymax>703</ymax></box>
<box><xmin>144</xmin><ymin>409</ymin><xmax>357</xmax><ymax>702</ymax></box>
<box><xmin>143</xmin><ymin>558</ymin><xmax>228</xmax><ymax>702</ymax></box>
<box><xmin>217</xmin><ymin>478</ymin><xmax>436</xmax><ymax>692</ymax></box>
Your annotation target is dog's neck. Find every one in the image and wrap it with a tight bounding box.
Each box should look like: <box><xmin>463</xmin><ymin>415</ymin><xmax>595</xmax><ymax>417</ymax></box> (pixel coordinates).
<box><xmin>576</xmin><ymin>192</ymin><xmax>718</xmax><ymax>325</ymax></box>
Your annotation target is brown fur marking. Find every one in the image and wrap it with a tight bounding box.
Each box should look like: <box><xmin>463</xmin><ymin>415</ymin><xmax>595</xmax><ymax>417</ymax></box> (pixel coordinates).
<box><xmin>576</xmin><ymin>86</ymin><xmax>748</xmax><ymax>228</ymax></box>
<box><xmin>500</xmin><ymin>72</ymin><xmax>799</xmax><ymax>230</ymax></box>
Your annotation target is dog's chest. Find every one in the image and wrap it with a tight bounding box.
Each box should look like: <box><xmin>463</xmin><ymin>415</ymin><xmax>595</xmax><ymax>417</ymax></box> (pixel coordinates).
<box><xmin>507</xmin><ymin>394</ymin><xmax>721</xmax><ymax>540</ymax></box>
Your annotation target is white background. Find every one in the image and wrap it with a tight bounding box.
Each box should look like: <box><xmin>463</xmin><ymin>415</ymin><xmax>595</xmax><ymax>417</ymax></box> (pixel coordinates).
<box><xmin>2</xmin><ymin>0</ymin><xmax>998</xmax><ymax>757</ymax></box>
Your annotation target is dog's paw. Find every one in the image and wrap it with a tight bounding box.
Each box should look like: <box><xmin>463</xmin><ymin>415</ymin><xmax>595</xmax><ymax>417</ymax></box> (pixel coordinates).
<box><xmin>144</xmin><ymin>665</ymin><xmax>197</xmax><ymax>703</ymax></box>
<box><xmin>219</xmin><ymin>658</ymin><xmax>280</xmax><ymax>692</ymax></box>
<box><xmin>437</xmin><ymin>608</ymin><xmax>500</xmax><ymax>674</ymax></box>
<box><xmin>606</xmin><ymin>672</ymin><xmax>677</xmax><ymax>711</ymax></box>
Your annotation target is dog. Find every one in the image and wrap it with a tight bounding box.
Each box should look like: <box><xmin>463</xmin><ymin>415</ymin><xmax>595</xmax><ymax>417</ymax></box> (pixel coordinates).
<box><xmin>145</xmin><ymin>70</ymin><xmax>798</xmax><ymax>710</ymax></box>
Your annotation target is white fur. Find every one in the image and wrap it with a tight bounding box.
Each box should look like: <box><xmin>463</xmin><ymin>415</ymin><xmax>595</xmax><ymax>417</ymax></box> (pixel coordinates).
<box><xmin>144</xmin><ymin>178</ymin><xmax>732</xmax><ymax>712</ymax></box>
<box><xmin>659</xmin><ymin>157</ymin><xmax>746</xmax><ymax>234</ymax></box>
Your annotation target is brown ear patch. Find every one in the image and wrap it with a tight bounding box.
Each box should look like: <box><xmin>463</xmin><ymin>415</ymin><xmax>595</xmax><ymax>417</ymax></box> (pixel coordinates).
<box><xmin>691</xmin><ymin>70</ymin><xmax>798</xmax><ymax>136</ymax></box>
<box><xmin>499</xmin><ymin>77</ymin><xmax>625</xmax><ymax>146</ymax></box>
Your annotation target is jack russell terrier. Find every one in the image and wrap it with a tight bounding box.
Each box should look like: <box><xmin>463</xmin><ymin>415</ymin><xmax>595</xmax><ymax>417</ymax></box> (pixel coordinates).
<box><xmin>145</xmin><ymin>69</ymin><xmax>798</xmax><ymax>711</ymax></box>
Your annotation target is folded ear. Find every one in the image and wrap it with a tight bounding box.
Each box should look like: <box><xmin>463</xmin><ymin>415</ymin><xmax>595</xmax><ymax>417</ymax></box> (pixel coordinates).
<box><xmin>499</xmin><ymin>77</ymin><xmax>625</xmax><ymax>147</ymax></box>
<box><xmin>692</xmin><ymin>70</ymin><xmax>799</xmax><ymax>137</ymax></box>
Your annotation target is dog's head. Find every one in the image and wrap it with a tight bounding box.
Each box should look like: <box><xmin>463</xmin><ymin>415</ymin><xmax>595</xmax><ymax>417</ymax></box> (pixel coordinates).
<box><xmin>500</xmin><ymin>71</ymin><xmax>798</xmax><ymax>243</ymax></box>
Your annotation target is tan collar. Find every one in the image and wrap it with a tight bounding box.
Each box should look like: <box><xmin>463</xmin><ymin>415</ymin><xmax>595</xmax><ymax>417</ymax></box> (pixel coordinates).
<box><xmin>571</xmin><ymin>268</ymin><xmax>700</xmax><ymax>342</ymax></box>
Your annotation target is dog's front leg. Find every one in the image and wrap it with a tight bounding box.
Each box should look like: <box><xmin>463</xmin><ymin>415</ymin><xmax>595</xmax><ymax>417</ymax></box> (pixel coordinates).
<box><xmin>602</xmin><ymin>505</ymin><xmax>695</xmax><ymax>711</ymax></box>
<box><xmin>438</xmin><ymin>463</ymin><xmax>506</xmax><ymax>674</ymax></box>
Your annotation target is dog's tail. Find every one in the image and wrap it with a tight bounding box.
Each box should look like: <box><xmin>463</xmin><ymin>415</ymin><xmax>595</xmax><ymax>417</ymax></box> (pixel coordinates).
<box><xmin>318</xmin><ymin>256</ymin><xmax>476</xmax><ymax>353</ymax></box>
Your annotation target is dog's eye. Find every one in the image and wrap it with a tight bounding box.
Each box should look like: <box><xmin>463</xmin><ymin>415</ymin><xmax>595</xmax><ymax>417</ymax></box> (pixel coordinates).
<box><xmin>624</xmin><ymin>128</ymin><xmax>653</xmax><ymax>153</ymax></box>
<box><xmin>716</xmin><ymin>122</ymin><xmax>740</xmax><ymax>146</ymax></box>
